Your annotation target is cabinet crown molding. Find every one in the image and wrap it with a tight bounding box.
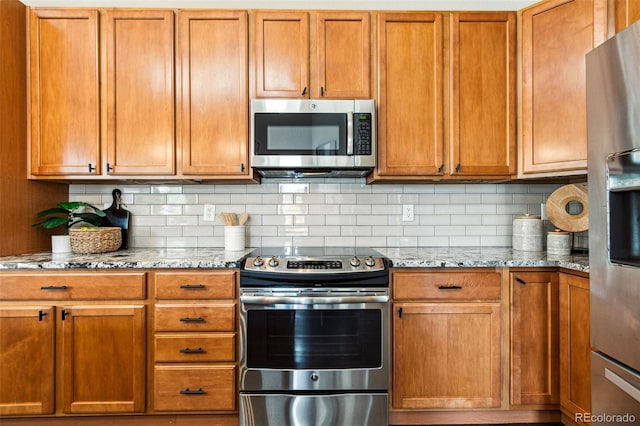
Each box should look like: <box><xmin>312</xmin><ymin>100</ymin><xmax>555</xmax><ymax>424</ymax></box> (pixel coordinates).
<box><xmin>20</xmin><ymin>0</ymin><xmax>538</xmax><ymax>11</ymax></box>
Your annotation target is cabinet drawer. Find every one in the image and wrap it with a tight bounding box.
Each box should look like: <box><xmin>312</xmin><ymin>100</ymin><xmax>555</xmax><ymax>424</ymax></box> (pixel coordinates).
<box><xmin>154</xmin><ymin>270</ymin><xmax>236</xmax><ymax>299</ymax></box>
<box><xmin>155</xmin><ymin>304</ymin><xmax>236</xmax><ymax>332</ymax></box>
<box><xmin>393</xmin><ymin>270</ymin><xmax>501</xmax><ymax>301</ymax></box>
<box><xmin>155</xmin><ymin>333</ymin><xmax>236</xmax><ymax>362</ymax></box>
<box><xmin>0</xmin><ymin>272</ymin><xmax>146</xmax><ymax>300</ymax></box>
<box><xmin>154</xmin><ymin>365</ymin><xmax>236</xmax><ymax>412</ymax></box>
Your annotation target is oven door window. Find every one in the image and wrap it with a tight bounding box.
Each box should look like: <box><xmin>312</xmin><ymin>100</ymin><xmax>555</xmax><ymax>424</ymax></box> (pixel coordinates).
<box><xmin>246</xmin><ymin>309</ymin><xmax>381</xmax><ymax>369</ymax></box>
<box><xmin>254</xmin><ymin>113</ymin><xmax>347</xmax><ymax>156</ymax></box>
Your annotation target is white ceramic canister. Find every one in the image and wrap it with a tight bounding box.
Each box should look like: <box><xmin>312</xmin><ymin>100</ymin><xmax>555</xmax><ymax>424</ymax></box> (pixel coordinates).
<box><xmin>512</xmin><ymin>214</ymin><xmax>543</xmax><ymax>251</ymax></box>
<box><xmin>547</xmin><ymin>229</ymin><xmax>571</xmax><ymax>255</ymax></box>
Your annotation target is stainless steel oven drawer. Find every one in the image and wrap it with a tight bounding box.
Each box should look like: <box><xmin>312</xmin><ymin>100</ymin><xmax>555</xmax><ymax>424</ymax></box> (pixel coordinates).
<box><xmin>240</xmin><ymin>392</ymin><xmax>388</xmax><ymax>426</ymax></box>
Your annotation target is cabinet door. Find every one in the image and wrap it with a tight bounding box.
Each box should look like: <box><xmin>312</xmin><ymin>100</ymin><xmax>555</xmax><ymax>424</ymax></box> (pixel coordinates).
<box><xmin>615</xmin><ymin>0</ymin><xmax>640</xmax><ymax>33</ymax></box>
<box><xmin>376</xmin><ymin>13</ymin><xmax>444</xmax><ymax>177</ymax></box>
<box><xmin>520</xmin><ymin>0</ymin><xmax>607</xmax><ymax>176</ymax></box>
<box><xmin>254</xmin><ymin>12</ymin><xmax>309</xmax><ymax>98</ymax></box>
<box><xmin>559</xmin><ymin>273</ymin><xmax>591</xmax><ymax>421</ymax></box>
<box><xmin>393</xmin><ymin>302</ymin><xmax>501</xmax><ymax>409</ymax></box>
<box><xmin>510</xmin><ymin>271</ymin><xmax>559</xmax><ymax>406</ymax></box>
<box><xmin>28</xmin><ymin>9</ymin><xmax>100</xmax><ymax>176</ymax></box>
<box><xmin>178</xmin><ymin>11</ymin><xmax>249</xmax><ymax>176</ymax></box>
<box><xmin>450</xmin><ymin>12</ymin><xmax>516</xmax><ymax>177</ymax></box>
<box><xmin>104</xmin><ymin>10</ymin><xmax>175</xmax><ymax>175</ymax></box>
<box><xmin>0</xmin><ymin>307</ymin><xmax>55</xmax><ymax>416</ymax></box>
<box><xmin>60</xmin><ymin>305</ymin><xmax>146</xmax><ymax>413</ymax></box>
<box><xmin>315</xmin><ymin>12</ymin><xmax>370</xmax><ymax>99</ymax></box>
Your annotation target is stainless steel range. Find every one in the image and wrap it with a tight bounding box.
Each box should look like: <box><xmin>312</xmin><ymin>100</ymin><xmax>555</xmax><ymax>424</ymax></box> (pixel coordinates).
<box><xmin>239</xmin><ymin>247</ymin><xmax>390</xmax><ymax>426</ymax></box>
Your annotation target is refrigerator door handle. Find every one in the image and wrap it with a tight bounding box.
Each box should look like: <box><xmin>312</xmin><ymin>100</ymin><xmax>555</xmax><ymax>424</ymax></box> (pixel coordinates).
<box><xmin>605</xmin><ymin>368</ymin><xmax>640</xmax><ymax>403</ymax></box>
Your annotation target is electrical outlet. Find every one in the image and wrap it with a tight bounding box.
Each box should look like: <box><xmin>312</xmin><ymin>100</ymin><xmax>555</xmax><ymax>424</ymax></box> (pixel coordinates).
<box><xmin>203</xmin><ymin>204</ymin><xmax>216</xmax><ymax>222</ymax></box>
<box><xmin>402</xmin><ymin>204</ymin><xmax>414</xmax><ymax>222</ymax></box>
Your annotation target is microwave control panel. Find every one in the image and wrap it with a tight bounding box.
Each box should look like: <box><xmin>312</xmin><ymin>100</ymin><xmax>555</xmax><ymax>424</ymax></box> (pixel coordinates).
<box><xmin>354</xmin><ymin>113</ymin><xmax>372</xmax><ymax>155</ymax></box>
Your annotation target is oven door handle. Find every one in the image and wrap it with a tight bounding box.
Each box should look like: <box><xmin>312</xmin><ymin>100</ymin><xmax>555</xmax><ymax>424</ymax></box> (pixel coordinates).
<box><xmin>240</xmin><ymin>295</ymin><xmax>389</xmax><ymax>305</ymax></box>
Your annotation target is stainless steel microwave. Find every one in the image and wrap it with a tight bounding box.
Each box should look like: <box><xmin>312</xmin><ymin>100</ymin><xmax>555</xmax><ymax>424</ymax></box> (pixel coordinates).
<box><xmin>250</xmin><ymin>99</ymin><xmax>375</xmax><ymax>178</ymax></box>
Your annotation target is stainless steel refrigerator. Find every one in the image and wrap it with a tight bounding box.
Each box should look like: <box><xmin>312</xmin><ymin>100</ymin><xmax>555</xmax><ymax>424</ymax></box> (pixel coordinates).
<box><xmin>586</xmin><ymin>21</ymin><xmax>640</xmax><ymax>424</ymax></box>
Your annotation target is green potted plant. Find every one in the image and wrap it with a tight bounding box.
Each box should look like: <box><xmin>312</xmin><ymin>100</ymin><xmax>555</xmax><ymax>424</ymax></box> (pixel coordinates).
<box><xmin>33</xmin><ymin>201</ymin><xmax>106</xmax><ymax>253</ymax></box>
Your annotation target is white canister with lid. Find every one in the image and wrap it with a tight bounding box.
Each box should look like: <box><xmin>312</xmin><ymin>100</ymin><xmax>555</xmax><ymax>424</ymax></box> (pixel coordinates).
<box><xmin>512</xmin><ymin>214</ymin><xmax>543</xmax><ymax>251</ymax></box>
<box><xmin>547</xmin><ymin>229</ymin><xmax>571</xmax><ymax>255</ymax></box>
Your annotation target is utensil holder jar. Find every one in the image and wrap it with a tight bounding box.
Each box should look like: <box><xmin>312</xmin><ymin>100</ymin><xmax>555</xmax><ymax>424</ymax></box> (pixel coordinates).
<box><xmin>224</xmin><ymin>226</ymin><xmax>245</xmax><ymax>251</ymax></box>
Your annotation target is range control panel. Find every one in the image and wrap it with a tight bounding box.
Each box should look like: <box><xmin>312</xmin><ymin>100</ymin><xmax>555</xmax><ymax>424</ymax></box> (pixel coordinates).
<box><xmin>243</xmin><ymin>256</ymin><xmax>386</xmax><ymax>273</ymax></box>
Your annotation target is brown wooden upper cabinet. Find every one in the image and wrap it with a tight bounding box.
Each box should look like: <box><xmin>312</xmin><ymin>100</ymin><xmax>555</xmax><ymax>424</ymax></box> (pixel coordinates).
<box><xmin>615</xmin><ymin>0</ymin><xmax>640</xmax><ymax>33</ymax></box>
<box><xmin>28</xmin><ymin>9</ymin><xmax>100</xmax><ymax>177</ymax></box>
<box><xmin>518</xmin><ymin>0</ymin><xmax>608</xmax><ymax>178</ymax></box>
<box><xmin>103</xmin><ymin>10</ymin><xmax>175</xmax><ymax>176</ymax></box>
<box><xmin>28</xmin><ymin>9</ymin><xmax>254</xmax><ymax>181</ymax></box>
<box><xmin>372</xmin><ymin>12</ymin><xmax>515</xmax><ymax>181</ymax></box>
<box><xmin>178</xmin><ymin>11</ymin><xmax>250</xmax><ymax>176</ymax></box>
<box><xmin>253</xmin><ymin>11</ymin><xmax>370</xmax><ymax>99</ymax></box>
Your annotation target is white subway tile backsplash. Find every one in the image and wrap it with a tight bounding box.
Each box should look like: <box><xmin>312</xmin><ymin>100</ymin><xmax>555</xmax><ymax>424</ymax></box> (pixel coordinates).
<box><xmin>279</xmin><ymin>183</ymin><xmax>309</xmax><ymax>193</ymax></box>
<box><xmin>150</xmin><ymin>205</ymin><xmax>183</xmax><ymax>216</ymax></box>
<box><xmin>71</xmin><ymin>179</ymin><xmax>575</xmax><ymax>249</ymax></box>
<box><xmin>167</xmin><ymin>216</ymin><xmax>198</xmax><ymax>226</ymax></box>
<box><xmin>150</xmin><ymin>185</ymin><xmax>182</xmax><ymax>194</ymax></box>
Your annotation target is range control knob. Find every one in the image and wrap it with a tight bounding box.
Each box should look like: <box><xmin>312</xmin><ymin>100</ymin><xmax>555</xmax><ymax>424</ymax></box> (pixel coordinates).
<box><xmin>365</xmin><ymin>256</ymin><xmax>377</xmax><ymax>267</ymax></box>
<box><xmin>350</xmin><ymin>256</ymin><xmax>361</xmax><ymax>267</ymax></box>
<box><xmin>253</xmin><ymin>256</ymin><xmax>264</xmax><ymax>267</ymax></box>
<box><xmin>268</xmin><ymin>256</ymin><xmax>280</xmax><ymax>268</ymax></box>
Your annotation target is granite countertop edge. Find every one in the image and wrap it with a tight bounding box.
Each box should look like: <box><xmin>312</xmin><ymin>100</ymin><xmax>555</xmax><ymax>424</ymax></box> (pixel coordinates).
<box><xmin>0</xmin><ymin>247</ymin><xmax>589</xmax><ymax>274</ymax></box>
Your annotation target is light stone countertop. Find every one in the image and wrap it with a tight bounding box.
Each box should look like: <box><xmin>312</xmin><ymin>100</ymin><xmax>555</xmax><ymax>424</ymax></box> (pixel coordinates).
<box><xmin>0</xmin><ymin>246</ymin><xmax>589</xmax><ymax>274</ymax></box>
<box><xmin>0</xmin><ymin>247</ymin><xmax>254</xmax><ymax>270</ymax></box>
<box><xmin>375</xmin><ymin>246</ymin><xmax>589</xmax><ymax>273</ymax></box>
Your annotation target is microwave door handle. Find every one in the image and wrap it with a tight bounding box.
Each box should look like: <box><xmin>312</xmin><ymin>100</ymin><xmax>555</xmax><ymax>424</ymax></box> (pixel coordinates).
<box><xmin>347</xmin><ymin>112</ymin><xmax>354</xmax><ymax>155</ymax></box>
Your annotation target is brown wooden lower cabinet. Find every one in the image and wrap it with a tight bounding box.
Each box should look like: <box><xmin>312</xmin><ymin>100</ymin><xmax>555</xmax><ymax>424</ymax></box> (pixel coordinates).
<box><xmin>391</xmin><ymin>269</ymin><xmax>502</xmax><ymax>410</ymax></box>
<box><xmin>0</xmin><ymin>272</ymin><xmax>147</xmax><ymax>416</ymax></box>
<box><xmin>0</xmin><ymin>306</ymin><xmax>55</xmax><ymax>416</ymax></box>
<box><xmin>392</xmin><ymin>302</ymin><xmax>502</xmax><ymax>409</ymax></box>
<box><xmin>510</xmin><ymin>270</ymin><xmax>560</xmax><ymax>407</ymax></box>
<box><xmin>559</xmin><ymin>272</ymin><xmax>591</xmax><ymax>425</ymax></box>
<box><xmin>1</xmin><ymin>267</ymin><xmax>589</xmax><ymax>425</ymax></box>
<box><xmin>151</xmin><ymin>270</ymin><xmax>238</xmax><ymax>414</ymax></box>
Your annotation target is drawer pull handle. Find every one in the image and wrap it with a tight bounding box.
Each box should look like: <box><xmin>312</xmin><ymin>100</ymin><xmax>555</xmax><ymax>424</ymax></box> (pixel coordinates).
<box><xmin>40</xmin><ymin>285</ymin><xmax>68</xmax><ymax>291</ymax></box>
<box><xmin>180</xmin><ymin>388</ymin><xmax>205</xmax><ymax>395</ymax></box>
<box><xmin>180</xmin><ymin>284</ymin><xmax>205</xmax><ymax>289</ymax></box>
<box><xmin>515</xmin><ymin>277</ymin><xmax>527</xmax><ymax>285</ymax></box>
<box><xmin>180</xmin><ymin>317</ymin><xmax>205</xmax><ymax>323</ymax></box>
<box><xmin>438</xmin><ymin>285</ymin><xmax>462</xmax><ymax>290</ymax></box>
<box><xmin>180</xmin><ymin>347</ymin><xmax>205</xmax><ymax>354</ymax></box>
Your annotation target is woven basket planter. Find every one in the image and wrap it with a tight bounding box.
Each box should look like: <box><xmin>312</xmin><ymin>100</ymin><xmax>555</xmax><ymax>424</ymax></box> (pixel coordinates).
<box><xmin>69</xmin><ymin>227</ymin><xmax>122</xmax><ymax>254</ymax></box>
